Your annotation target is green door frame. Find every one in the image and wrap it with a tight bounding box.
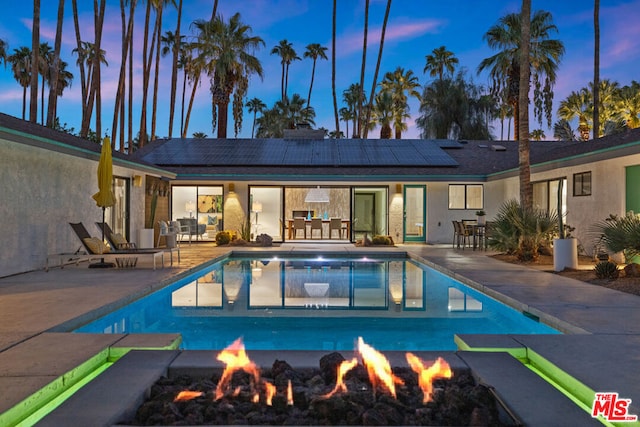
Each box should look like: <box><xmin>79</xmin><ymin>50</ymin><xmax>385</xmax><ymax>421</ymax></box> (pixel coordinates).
<box><xmin>403</xmin><ymin>185</ymin><xmax>426</xmax><ymax>243</ymax></box>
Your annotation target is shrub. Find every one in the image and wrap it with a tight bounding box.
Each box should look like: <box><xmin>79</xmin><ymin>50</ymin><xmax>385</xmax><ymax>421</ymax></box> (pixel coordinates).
<box><xmin>372</xmin><ymin>235</ymin><xmax>392</xmax><ymax>245</ymax></box>
<box><xmin>592</xmin><ymin>212</ymin><xmax>640</xmax><ymax>262</ymax></box>
<box><xmin>239</xmin><ymin>217</ymin><xmax>252</xmax><ymax>241</ymax></box>
<box><xmin>489</xmin><ymin>199</ymin><xmax>558</xmax><ymax>262</ymax></box>
<box><xmin>215</xmin><ymin>231</ymin><xmax>231</xmax><ymax>246</ymax></box>
<box><xmin>594</xmin><ymin>261</ymin><xmax>619</xmax><ymax>279</ymax></box>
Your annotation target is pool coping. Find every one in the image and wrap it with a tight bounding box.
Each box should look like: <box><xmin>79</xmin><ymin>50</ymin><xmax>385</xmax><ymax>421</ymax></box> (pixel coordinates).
<box><xmin>3</xmin><ymin>244</ymin><xmax>640</xmax><ymax>425</ymax></box>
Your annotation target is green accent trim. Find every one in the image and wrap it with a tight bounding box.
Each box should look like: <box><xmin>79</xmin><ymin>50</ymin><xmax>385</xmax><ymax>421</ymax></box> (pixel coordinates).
<box><xmin>0</xmin><ymin>126</ymin><xmax>175</xmax><ymax>177</ymax></box>
<box><xmin>0</xmin><ymin>348</ymin><xmax>109</xmax><ymax>427</ymax></box>
<box><xmin>109</xmin><ymin>335</ymin><xmax>182</xmax><ymax>360</ymax></box>
<box><xmin>17</xmin><ymin>363</ymin><xmax>114</xmax><ymax>427</ymax></box>
<box><xmin>488</xmin><ymin>139</ymin><xmax>640</xmax><ymax>180</ymax></box>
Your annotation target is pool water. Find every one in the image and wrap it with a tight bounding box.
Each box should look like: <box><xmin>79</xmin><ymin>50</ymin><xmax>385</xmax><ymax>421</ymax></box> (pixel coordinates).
<box><xmin>75</xmin><ymin>256</ymin><xmax>559</xmax><ymax>351</ymax></box>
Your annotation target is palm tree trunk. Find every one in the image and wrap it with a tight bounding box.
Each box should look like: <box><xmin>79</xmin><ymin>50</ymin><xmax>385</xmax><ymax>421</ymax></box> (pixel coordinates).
<box><xmin>280</xmin><ymin>63</ymin><xmax>285</xmax><ymax>100</ymax></box>
<box><xmin>71</xmin><ymin>0</ymin><xmax>89</xmax><ymax>137</ymax></box>
<box><xmin>331</xmin><ymin>0</ymin><xmax>340</xmax><ymax>136</ymax></box>
<box><xmin>251</xmin><ymin>112</ymin><xmax>257</xmax><ymax>138</ymax></box>
<box><xmin>356</xmin><ymin>0</ymin><xmax>369</xmax><ymax>138</ymax></box>
<box><xmin>22</xmin><ymin>87</ymin><xmax>26</xmax><ymax>120</ymax></box>
<box><xmin>93</xmin><ymin>0</ymin><xmax>106</xmax><ymax>140</ymax></box>
<box><xmin>113</xmin><ymin>0</ymin><xmax>134</xmax><ymax>150</ymax></box>
<box><xmin>518</xmin><ymin>0</ymin><xmax>532</xmax><ymax>209</ymax></box>
<box><xmin>139</xmin><ymin>0</ymin><xmax>152</xmax><ymax>147</ymax></box>
<box><xmin>46</xmin><ymin>0</ymin><xmax>64</xmax><ymax>128</ymax></box>
<box><xmin>40</xmin><ymin>75</ymin><xmax>45</xmax><ymax>125</ymax></box>
<box><xmin>307</xmin><ymin>59</ymin><xmax>316</xmax><ymax>108</ymax></box>
<box><xmin>183</xmin><ymin>74</ymin><xmax>200</xmax><ymax>138</ymax></box>
<box><xmin>151</xmin><ymin>7</ymin><xmax>163</xmax><ymax>141</ymax></box>
<box><xmin>180</xmin><ymin>67</ymin><xmax>187</xmax><ymax>136</ymax></box>
<box><xmin>593</xmin><ymin>0</ymin><xmax>600</xmax><ymax>139</ymax></box>
<box><xmin>128</xmin><ymin>22</ymin><xmax>133</xmax><ymax>150</ymax></box>
<box><xmin>168</xmin><ymin>0</ymin><xmax>182</xmax><ymax>138</ymax></box>
<box><xmin>29</xmin><ymin>0</ymin><xmax>40</xmax><ymax>123</ymax></box>
<box><xmin>363</xmin><ymin>0</ymin><xmax>391</xmax><ymax>139</ymax></box>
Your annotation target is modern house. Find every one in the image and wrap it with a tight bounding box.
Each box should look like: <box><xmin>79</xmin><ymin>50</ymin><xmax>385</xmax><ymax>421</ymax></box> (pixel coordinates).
<box><xmin>3</xmin><ymin>111</ymin><xmax>640</xmax><ymax>277</ymax></box>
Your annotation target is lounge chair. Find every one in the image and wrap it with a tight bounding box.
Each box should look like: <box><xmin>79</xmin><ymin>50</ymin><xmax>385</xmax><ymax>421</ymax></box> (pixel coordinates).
<box><xmin>96</xmin><ymin>221</ymin><xmax>179</xmax><ymax>265</ymax></box>
<box><xmin>70</xmin><ymin>223</ymin><xmax>164</xmax><ymax>270</ymax></box>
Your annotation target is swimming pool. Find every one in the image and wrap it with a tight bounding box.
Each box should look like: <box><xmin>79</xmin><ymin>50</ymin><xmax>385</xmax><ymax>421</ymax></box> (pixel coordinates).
<box><xmin>76</xmin><ymin>256</ymin><xmax>559</xmax><ymax>351</ymax></box>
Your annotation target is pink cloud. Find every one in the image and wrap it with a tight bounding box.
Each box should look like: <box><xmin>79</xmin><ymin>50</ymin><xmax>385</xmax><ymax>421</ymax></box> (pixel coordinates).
<box><xmin>337</xmin><ymin>19</ymin><xmax>444</xmax><ymax>56</ymax></box>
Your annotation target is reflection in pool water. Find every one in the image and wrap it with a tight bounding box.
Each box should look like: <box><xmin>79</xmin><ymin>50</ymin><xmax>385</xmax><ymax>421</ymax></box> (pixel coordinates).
<box><xmin>76</xmin><ymin>256</ymin><xmax>559</xmax><ymax>350</ymax></box>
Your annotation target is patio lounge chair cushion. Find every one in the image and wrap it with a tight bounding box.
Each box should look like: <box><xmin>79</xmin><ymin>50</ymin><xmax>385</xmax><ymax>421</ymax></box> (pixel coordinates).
<box><xmin>110</xmin><ymin>233</ymin><xmax>128</xmax><ymax>247</ymax></box>
<box><xmin>83</xmin><ymin>237</ymin><xmax>110</xmax><ymax>254</ymax></box>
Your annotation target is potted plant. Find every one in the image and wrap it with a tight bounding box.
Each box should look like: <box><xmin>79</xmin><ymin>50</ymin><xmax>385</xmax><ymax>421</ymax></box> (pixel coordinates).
<box><xmin>475</xmin><ymin>210</ymin><xmax>486</xmax><ymax>226</ymax></box>
<box><xmin>553</xmin><ymin>180</ymin><xmax>578</xmax><ymax>271</ymax></box>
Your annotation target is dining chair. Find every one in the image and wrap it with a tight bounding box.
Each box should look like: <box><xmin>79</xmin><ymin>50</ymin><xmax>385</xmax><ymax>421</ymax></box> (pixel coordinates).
<box><xmin>310</xmin><ymin>217</ymin><xmax>323</xmax><ymax>239</ymax></box>
<box><xmin>455</xmin><ymin>221</ymin><xmax>471</xmax><ymax>249</ymax></box>
<box><xmin>329</xmin><ymin>218</ymin><xmax>343</xmax><ymax>239</ymax></box>
<box><xmin>451</xmin><ymin>221</ymin><xmax>460</xmax><ymax>248</ymax></box>
<box><xmin>293</xmin><ymin>217</ymin><xmax>307</xmax><ymax>239</ymax></box>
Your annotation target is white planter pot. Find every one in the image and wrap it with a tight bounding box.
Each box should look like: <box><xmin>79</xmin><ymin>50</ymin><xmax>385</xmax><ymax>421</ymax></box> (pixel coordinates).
<box><xmin>553</xmin><ymin>238</ymin><xmax>578</xmax><ymax>271</ymax></box>
<box><xmin>137</xmin><ymin>228</ymin><xmax>154</xmax><ymax>248</ymax></box>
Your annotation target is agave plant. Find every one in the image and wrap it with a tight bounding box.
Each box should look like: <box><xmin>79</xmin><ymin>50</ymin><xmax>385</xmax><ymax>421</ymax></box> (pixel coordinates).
<box><xmin>489</xmin><ymin>200</ymin><xmax>558</xmax><ymax>261</ymax></box>
<box><xmin>592</xmin><ymin>212</ymin><xmax>640</xmax><ymax>262</ymax></box>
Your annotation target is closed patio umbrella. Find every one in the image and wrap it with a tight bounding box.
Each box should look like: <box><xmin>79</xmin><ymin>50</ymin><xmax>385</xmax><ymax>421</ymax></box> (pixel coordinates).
<box><xmin>91</xmin><ymin>137</ymin><xmax>115</xmax><ymax>268</ymax></box>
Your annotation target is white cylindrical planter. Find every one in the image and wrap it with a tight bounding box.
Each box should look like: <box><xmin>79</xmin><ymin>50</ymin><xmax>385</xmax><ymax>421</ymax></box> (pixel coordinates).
<box><xmin>553</xmin><ymin>238</ymin><xmax>578</xmax><ymax>271</ymax></box>
<box><xmin>137</xmin><ymin>228</ymin><xmax>154</xmax><ymax>248</ymax></box>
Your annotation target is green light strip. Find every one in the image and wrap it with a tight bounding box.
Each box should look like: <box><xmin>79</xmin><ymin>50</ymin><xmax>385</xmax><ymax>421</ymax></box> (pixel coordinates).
<box><xmin>524</xmin><ymin>362</ymin><xmax>612</xmax><ymax>427</ymax></box>
<box><xmin>16</xmin><ymin>362</ymin><xmax>114</xmax><ymax>426</ymax></box>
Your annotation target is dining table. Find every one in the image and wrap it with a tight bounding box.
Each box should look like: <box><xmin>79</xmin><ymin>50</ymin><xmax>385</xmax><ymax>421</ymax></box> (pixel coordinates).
<box><xmin>286</xmin><ymin>218</ymin><xmax>351</xmax><ymax>239</ymax></box>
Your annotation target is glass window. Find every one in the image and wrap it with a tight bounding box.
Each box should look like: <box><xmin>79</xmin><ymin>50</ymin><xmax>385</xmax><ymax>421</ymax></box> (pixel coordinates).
<box><xmin>448</xmin><ymin>185</ymin><xmax>465</xmax><ymax>209</ymax></box>
<box><xmin>532</xmin><ymin>178</ymin><xmax>567</xmax><ymax>214</ymax></box>
<box><xmin>573</xmin><ymin>171</ymin><xmax>592</xmax><ymax>196</ymax></box>
<box><xmin>250</xmin><ymin>186</ymin><xmax>283</xmax><ymax>241</ymax></box>
<box><xmin>448</xmin><ymin>184</ymin><xmax>483</xmax><ymax>210</ymax></box>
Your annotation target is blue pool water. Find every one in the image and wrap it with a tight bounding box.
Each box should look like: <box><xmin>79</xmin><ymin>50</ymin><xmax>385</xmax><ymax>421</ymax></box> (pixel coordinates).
<box><xmin>76</xmin><ymin>256</ymin><xmax>559</xmax><ymax>351</ymax></box>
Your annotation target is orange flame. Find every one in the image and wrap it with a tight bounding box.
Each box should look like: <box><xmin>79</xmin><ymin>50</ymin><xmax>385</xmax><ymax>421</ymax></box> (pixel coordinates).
<box><xmin>264</xmin><ymin>381</ymin><xmax>276</xmax><ymax>405</ymax></box>
<box><xmin>287</xmin><ymin>380</ymin><xmax>294</xmax><ymax>405</ymax></box>
<box><xmin>321</xmin><ymin>357</ymin><xmax>358</xmax><ymax>398</ymax></box>
<box><xmin>357</xmin><ymin>337</ymin><xmax>404</xmax><ymax>397</ymax></box>
<box><xmin>214</xmin><ymin>337</ymin><xmax>261</xmax><ymax>400</ymax></box>
<box><xmin>406</xmin><ymin>353</ymin><xmax>452</xmax><ymax>403</ymax></box>
<box><xmin>174</xmin><ymin>390</ymin><xmax>203</xmax><ymax>402</ymax></box>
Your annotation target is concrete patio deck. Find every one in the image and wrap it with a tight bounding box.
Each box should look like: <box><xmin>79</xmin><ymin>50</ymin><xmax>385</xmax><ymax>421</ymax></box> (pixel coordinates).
<box><xmin>1</xmin><ymin>242</ymin><xmax>639</xmax><ymax>425</ymax></box>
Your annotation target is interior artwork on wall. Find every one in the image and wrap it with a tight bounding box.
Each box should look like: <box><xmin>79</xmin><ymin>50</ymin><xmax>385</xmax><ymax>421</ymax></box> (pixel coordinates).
<box><xmin>198</xmin><ymin>195</ymin><xmax>222</xmax><ymax>213</ymax></box>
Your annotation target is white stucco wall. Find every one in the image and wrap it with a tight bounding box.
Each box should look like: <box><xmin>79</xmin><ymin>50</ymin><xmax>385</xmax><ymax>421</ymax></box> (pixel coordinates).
<box><xmin>0</xmin><ymin>138</ymin><xmax>148</xmax><ymax>277</ymax></box>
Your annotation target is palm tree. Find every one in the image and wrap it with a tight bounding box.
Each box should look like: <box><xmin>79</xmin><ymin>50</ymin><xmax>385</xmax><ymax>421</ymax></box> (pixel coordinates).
<box><xmin>478</xmin><ymin>9</ymin><xmax>564</xmax><ymax>141</ymax></box>
<box><xmin>553</xmin><ymin>119</ymin><xmax>577</xmax><ymax>141</ymax></box>
<box><xmin>617</xmin><ymin>81</ymin><xmax>640</xmax><ymax>129</ymax></box>
<box><xmin>518</xmin><ymin>0</ymin><xmax>532</xmax><ymax>209</ymax></box>
<box><xmin>46</xmin><ymin>0</ymin><xmax>65</xmax><ymax>128</ymax></box>
<box><xmin>168</xmin><ymin>0</ymin><xmax>183</xmax><ymax>138</ymax></box>
<box><xmin>356</xmin><ymin>0</ymin><xmax>369</xmax><ymax>138</ymax></box>
<box><xmin>47</xmin><ymin>60</ymin><xmax>73</xmax><ymax>123</ymax></box>
<box><xmin>150</xmin><ymin>0</ymin><xmax>176</xmax><ymax>142</ymax></box>
<box><xmin>192</xmin><ymin>131</ymin><xmax>207</xmax><ymax>138</ymax></box>
<box><xmin>331</xmin><ymin>0</ymin><xmax>340</xmax><ymax>136</ymax></box>
<box><xmin>372</xmin><ymin>91</ymin><xmax>394</xmax><ymax>139</ymax></box>
<box><xmin>591</xmin><ymin>79</ymin><xmax>620</xmax><ymax>134</ymax></box>
<box><xmin>416</xmin><ymin>71</ymin><xmax>494</xmax><ymax>140</ymax></box>
<box><xmin>303</xmin><ymin>43</ymin><xmax>328</xmax><ymax>108</ymax></box>
<box><xmin>343</xmin><ymin>83</ymin><xmax>366</xmax><ymax>138</ymax></box>
<box><xmin>72</xmin><ymin>41</ymin><xmax>108</xmax><ymax>138</ymax></box>
<box><xmin>339</xmin><ymin>107</ymin><xmax>353</xmax><ymax>138</ymax></box>
<box><xmin>424</xmin><ymin>46</ymin><xmax>458</xmax><ymax>80</ymax></box>
<box><xmin>112</xmin><ymin>0</ymin><xmax>136</xmax><ymax>152</ymax></box>
<box><xmin>593</xmin><ymin>0</ymin><xmax>600</xmax><ymax>139</ymax></box>
<box><xmin>271</xmin><ymin>40</ymin><xmax>299</xmax><ymax>101</ymax></box>
<box><xmin>246</xmin><ymin>97</ymin><xmax>266</xmax><ymax>138</ymax></box>
<box><xmin>38</xmin><ymin>43</ymin><xmax>54</xmax><ymax>125</ymax></box>
<box><xmin>362</xmin><ymin>0</ymin><xmax>392</xmax><ymax>139</ymax></box>
<box><xmin>0</xmin><ymin>39</ymin><xmax>7</xmax><ymax>66</ymax></box>
<box><xmin>8</xmin><ymin>47</ymin><xmax>32</xmax><ymax>119</ymax></box>
<box><xmin>530</xmin><ymin>129</ymin><xmax>545</xmax><ymax>140</ymax></box>
<box><xmin>557</xmin><ymin>89</ymin><xmax>592</xmax><ymax>141</ymax></box>
<box><xmin>29</xmin><ymin>0</ymin><xmax>40</xmax><ymax>123</ymax></box>
<box><xmin>379</xmin><ymin>67</ymin><xmax>421</xmax><ymax>139</ymax></box>
<box><xmin>192</xmin><ymin>13</ymin><xmax>265</xmax><ymax>138</ymax></box>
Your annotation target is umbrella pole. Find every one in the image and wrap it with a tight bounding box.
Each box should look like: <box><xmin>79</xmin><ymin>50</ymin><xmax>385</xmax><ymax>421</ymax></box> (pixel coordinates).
<box><xmin>89</xmin><ymin>207</ymin><xmax>115</xmax><ymax>268</ymax></box>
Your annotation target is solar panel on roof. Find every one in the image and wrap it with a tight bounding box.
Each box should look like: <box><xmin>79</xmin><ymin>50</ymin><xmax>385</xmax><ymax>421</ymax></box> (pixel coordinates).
<box><xmin>142</xmin><ymin>138</ymin><xmax>458</xmax><ymax>167</ymax></box>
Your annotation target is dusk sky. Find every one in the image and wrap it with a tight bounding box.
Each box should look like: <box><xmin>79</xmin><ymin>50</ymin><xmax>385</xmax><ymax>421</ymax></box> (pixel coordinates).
<box><xmin>0</xmin><ymin>0</ymin><xmax>638</xmax><ymax>143</ymax></box>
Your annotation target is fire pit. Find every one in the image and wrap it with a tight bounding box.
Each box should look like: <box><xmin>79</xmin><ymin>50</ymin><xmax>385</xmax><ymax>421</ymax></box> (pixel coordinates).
<box><xmin>124</xmin><ymin>337</ymin><xmax>513</xmax><ymax>426</ymax></box>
